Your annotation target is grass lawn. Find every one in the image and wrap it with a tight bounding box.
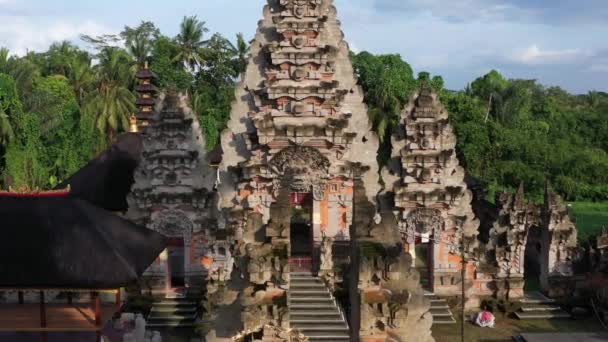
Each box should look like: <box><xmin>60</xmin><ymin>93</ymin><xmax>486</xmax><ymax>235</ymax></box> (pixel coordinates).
<box><xmin>432</xmin><ymin>311</ymin><xmax>607</xmax><ymax>342</ymax></box>
<box><xmin>570</xmin><ymin>202</ymin><xmax>608</xmax><ymax>243</ymax></box>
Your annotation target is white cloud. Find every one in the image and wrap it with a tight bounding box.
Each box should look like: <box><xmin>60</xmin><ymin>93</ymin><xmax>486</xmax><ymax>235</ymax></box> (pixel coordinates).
<box><xmin>588</xmin><ymin>64</ymin><xmax>608</xmax><ymax>72</ymax></box>
<box><xmin>373</xmin><ymin>0</ymin><xmax>522</xmax><ymax>22</ymax></box>
<box><xmin>0</xmin><ymin>17</ymin><xmax>114</xmax><ymax>56</ymax></box>
<box><xmin>511</xmin><ymin>44</ymin><xmax>591</xmax><ymax>65</ymax></box>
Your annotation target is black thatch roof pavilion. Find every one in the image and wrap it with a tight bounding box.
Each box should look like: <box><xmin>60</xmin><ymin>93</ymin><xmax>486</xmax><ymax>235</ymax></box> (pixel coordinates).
<box><xmin>0</xmin><ymin>194</ymin><xmax>166</xmax><ymax>289</ymax></box>
<box><xmin>0</xmin><ymin>191</ymin><xmax>166</xmax><ymax>340</ymax></box>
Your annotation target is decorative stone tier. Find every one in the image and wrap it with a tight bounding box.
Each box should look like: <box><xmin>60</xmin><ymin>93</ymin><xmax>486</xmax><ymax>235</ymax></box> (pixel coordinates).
<box><xmin>127</xmin><ymin>92</ymin><xmax>218</xmax><ymax>294</ymax></box>
<box><xmin>385</xmin><ymin>88</ymin><xmax>480</xmax><ymax>298</ymax></box>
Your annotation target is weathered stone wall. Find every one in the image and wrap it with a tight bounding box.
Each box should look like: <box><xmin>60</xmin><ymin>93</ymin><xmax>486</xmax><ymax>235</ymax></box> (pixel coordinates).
<box><xmin>480</xmin><ymin>184</ymin><xmax>579</xmax><ymax>299</ymax></box>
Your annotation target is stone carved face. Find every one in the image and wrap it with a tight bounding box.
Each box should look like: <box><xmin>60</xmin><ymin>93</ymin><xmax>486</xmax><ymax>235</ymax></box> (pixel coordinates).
<box><xmin>269</xmin><ymin>146</ymin><xmax>330</xmax><ymax>197</ymax></box>
<box><xmin>152</xmin><ymin>210</ymin><xmax>194</xmax><ymax>238</ymax></box>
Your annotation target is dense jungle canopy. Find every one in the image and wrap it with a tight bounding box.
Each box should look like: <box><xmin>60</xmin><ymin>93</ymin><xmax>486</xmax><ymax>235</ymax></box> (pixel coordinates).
<box><xmin>0</xmin><ymin>18</ymin><xmax>606</xmax><ymax>203</ymax></box>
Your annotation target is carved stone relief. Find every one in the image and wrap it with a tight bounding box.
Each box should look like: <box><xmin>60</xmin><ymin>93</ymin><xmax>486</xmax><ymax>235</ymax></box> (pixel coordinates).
<box><xmin>152</xmin><ymin>210</ymin><xmax>194</xmax><ymax>238</ymax></box>
<box><xmin>402</xmin><ymin>208</ymin><xmax>444</xmax><ymax>243</ymax></box>
<box><xmin>269</xmin><ymin>146</ymin><xmax>330</xmax><ymax>195</ymax></box>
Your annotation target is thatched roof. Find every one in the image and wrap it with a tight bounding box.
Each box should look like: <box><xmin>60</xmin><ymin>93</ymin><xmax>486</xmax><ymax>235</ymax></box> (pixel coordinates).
<box><xmin>0</xmin><ymin>194</ymin><xmax>166</xmax><ymax>289</ymax></box>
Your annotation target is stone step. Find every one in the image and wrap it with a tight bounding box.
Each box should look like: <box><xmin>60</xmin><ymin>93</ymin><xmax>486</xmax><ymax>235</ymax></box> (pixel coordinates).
<box><xmin>289</xmin><ymin>273</ymin><xmax>349</xmax><ymax>340</ymax></box>
<box><xmin>290</xmin><ymin>290</ymin><xmax>330</xmax><ymax>296</ymax></box>
<box><xmin>291</xmin><ymin>319</ymin><xmax>345</xmax><ymax>324</ymax></box>
<box><xmin>521</xmin><ymin>305</ymin><xmax>562</xmax><ymax>312</ymax></box>
<box><xmin>291</xmin><ymin>280</ymin><xmax>323</xmax><ymax>284</ymax></box>
<box><xmin>515</xmin><ymin>310</ymin><xmax>571</xmax><ymax>320</ymax></box>
<box><xmin>154</xmin><ymin>300</ymin><xmax>198</xmax><ymax>306</ymax></box>
<box><xmin>430</xmin><ymin>303</ymin><xmax>449</xmax><ymax>310</ymax></box>
<box><xmin>519</xmin><ymin>292</ymin><xmax>556</xmax><ymax>305</ymax></box>
<box><xmin>289</xmin><ymin>292</ymin><xmax>331</xmax><ymax>298</ymax></box>
<box><xmin>147</xmin><ymin>318</ymin><xmax>196</xmax><ymax>326</ymax></box>
<box><xmin>150</xmin><ymin>306</ymin><xmax>197</xmax><ymax>313</ymax></box>
<box><xmin>290</xmin><ymin>312</ymin><xmax>342</xmax><ymax>319</ymax></box>
<box><xmin>433</xmin><ymin>315</ymin><xmax>457</xmax><ymax>324</ymax></box>
<box><xmin>298</xmin><ymin>326</ymin><xmax>349</xmax><ymax>333</ymax></box>
<box><xmin>423</xmin><ymin>292</ymin><xmax>457</xmax><ymax>325</ymax></box>
<box><xmin>291</xmin><ymin>280</ymin><xmax>325</xmax><ymax>286</ymax></box>
<box><xmin>290</xmin><ymin>304</ymin><xmax>339</xmax><ymax>311</ymax></box>
<box><xmin>291</xmin><ymin>276</ymin><xmax>318</xmax><ymax>281</ymax></box>
<box><xmin>293</xmin><ymin>323</ymin><xmax>349</xmax><ymax>330</ymax></box>
<box><xmin>291</xmin><ymin>273</ymin><xmax>320</xmax><ymax>277</ymax></box>
<box><xmin>146</xmin><ymin>322</ymin><xmax>196</xmax><ymax>328</ymax></box>
<box><xmin>148</xmin><ymin>312</ymin><xmax>197</xmax><ymax>320</ymax></box>
<box><xmin>290</xmin><ymin>297</ymin><xmax>334</xmax><ymax>304</ymax></box>
<box><xmin>429</xmin><ymin>308</ymin><xmax>453</xmax><ymax>317</ymax></box>
<box><xmin>290</xmin><ymin>286</ymin><xmax>326</xmax><ymax>292</ymax></box>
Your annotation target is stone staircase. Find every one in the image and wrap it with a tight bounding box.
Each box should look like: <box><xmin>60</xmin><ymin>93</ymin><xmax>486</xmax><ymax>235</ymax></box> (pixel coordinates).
<box><xmin>514</xmin><ymin>291</ymin><xmax>571</xmax><ymax>320</ymax></box>
<box><xmin>147</xmin><ymin>291</ymin><xmax>201</xmax><ymax>328</ymax></box>
<box><xmin>289</xmin><ymin>272</ymin><xmax>350</xmax><ymax>342</ymax></box>
<box><xmin>424</xmin><ymin>291</ymin><xmax>456</xmax><ymax>324</ymax></box>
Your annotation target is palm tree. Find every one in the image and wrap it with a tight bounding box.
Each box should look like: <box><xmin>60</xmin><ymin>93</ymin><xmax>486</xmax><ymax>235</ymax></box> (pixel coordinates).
<box><xmin>227</xmin><ymin>33</ymin><xmax>250</xmax><ymax>75</ymax></box>
<box><xmin>121</xmin><ymin>21</ymin><xmax>160</xmax><ymax>67</ymax></box>
<box><xmin>46</xmin><ymin>41</ymin><xmax>73</xmax><ymax>76</ymax></box>
<box><xmin>84</xmin><ymin>47</ymin><xmax>136</xmax><ymax>142</ymax></box>
<box><xmin>174</xmin><ymin>16</ymin><xmax>209</xmax><ymax>71</ymax></box>
<box><xmin>0</xmin><ymin>104</ymin><xmax>14</xmax><ymax>146</ymax></box>
<box><xmin>68</xmin><ymin>58</ymin><xmax>94</xmax><ymax>104</ymax></box>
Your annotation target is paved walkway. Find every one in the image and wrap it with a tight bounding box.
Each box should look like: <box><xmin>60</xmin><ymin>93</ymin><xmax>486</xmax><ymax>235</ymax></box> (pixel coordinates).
<box><xmin>519</xmin><ymin>332</ymin><xmax>608</xmax><ymax>342</ymax></box>
<box><xmin>0</xmin><ymin>320</ymin><xmax>130</xmax><ymax>341</ymax></box>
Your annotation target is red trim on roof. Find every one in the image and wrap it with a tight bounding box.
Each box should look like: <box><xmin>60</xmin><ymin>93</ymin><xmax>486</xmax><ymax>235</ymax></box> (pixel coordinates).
<box><xmin>0</xmin><ymin>191</ymin><xmax>71</xmax><ymax>198</ymax></box>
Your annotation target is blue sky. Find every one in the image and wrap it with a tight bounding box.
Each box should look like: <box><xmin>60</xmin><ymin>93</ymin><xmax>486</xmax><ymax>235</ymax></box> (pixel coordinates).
<box><xmin>0</xmin><ymin>0</ymin><xmax>607</xmax><ymax>94</ymax></box>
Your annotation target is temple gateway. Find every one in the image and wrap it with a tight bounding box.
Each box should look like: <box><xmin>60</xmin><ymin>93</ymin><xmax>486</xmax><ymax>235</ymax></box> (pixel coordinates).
<box><xmin>130</xmin><ymin>0</ymin><xmax>579</xmax><ymax>341</ymax></box>
<box><xmin>0</xmin><ymin>1</ymin><xmax>585</xmax><ymax>341</ymax></box>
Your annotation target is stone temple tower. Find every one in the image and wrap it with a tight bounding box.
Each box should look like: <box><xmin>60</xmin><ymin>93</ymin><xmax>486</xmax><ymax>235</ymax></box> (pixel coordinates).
<box><xmin>209</xmin><ymin>1</ymin><xmax>434</xmax><ymax>341</ymax></box>
<box><xmin>385</xmin><ymin>88</ymin><xmax>480</xmax><ymax>298</ymax></box>
<box><xmin>127</xmin><ymin>90</ymin><xmax>216</xmax><ymax>296</ymax></box>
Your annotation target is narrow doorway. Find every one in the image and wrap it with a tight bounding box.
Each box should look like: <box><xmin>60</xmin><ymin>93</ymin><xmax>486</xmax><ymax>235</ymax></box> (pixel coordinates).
<box><xmin>524</xmin><ymin>227</ymin><xmax>542</xmax><ymax>292</ymax></box>
<box><xmin>289</xmin><ymin>192</ymin><xmax>313</xmax><ymax>272</ymax></box>
<box><xmin>169</xmin><ymin>245</ymin><xmax>185</xmax><ymax>288</ymax></box>
<box><xmin>415</xmin><ymin>238</ymin><xmax>433</xmax><ymax>290</ymax></box>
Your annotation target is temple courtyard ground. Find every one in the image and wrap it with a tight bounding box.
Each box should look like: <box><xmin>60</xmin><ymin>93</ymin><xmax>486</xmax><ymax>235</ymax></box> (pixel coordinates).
<box><xmin>432</xmin><ymin>312</ymin><xmax>607</xmax><ymax>342</ymax></box>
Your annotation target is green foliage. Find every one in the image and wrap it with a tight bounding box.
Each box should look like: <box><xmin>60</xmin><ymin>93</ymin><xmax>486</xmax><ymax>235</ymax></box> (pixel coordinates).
<box><xmin>446</xmin><ymin>69</ymin><xmax>608</xmax><ymax>202</ymax></box>
<box><xmin>26</xmin><ymin>75</ymin><xmax>79</xmax><ymax>135</ymax></box>
<box><xmin>0</xmin><ymin>73</ymin><xmax>21</xmax><ymax>143</ymax></box>
<box><xmin>4</xmin><ymin>112</ymin><xmax>48</xmax><ymax>188</ymax></box>
<box><xmin>352</xmin><ymin>52</ymin><xmax>416</xmax><ymax>165</ymax></box>
<box><xmin>150</xmin><ymin>36</ymin><xmax>194</xmax><ymax>91</ymax></box>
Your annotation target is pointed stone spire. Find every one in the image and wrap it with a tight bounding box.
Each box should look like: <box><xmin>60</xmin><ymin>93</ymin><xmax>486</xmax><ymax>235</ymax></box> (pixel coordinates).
<box><xmin>514</xmin><ymin>182</ymin><xmax>525</xmax><ymax>209</ymax></box>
